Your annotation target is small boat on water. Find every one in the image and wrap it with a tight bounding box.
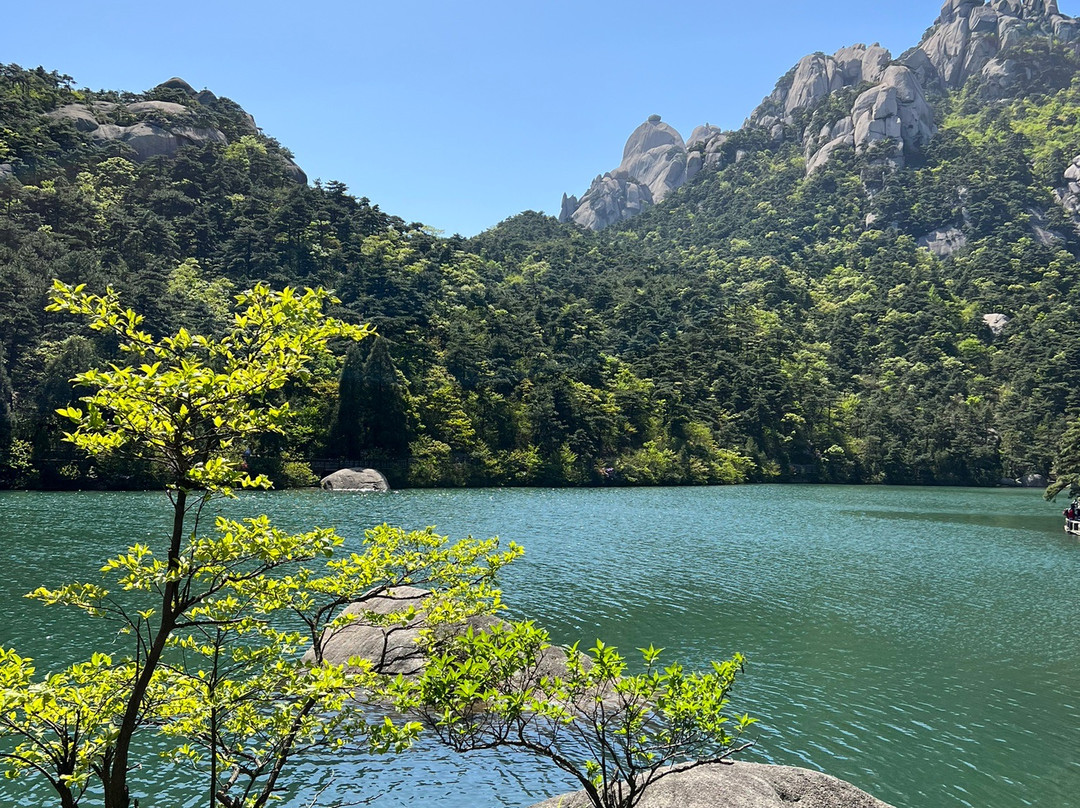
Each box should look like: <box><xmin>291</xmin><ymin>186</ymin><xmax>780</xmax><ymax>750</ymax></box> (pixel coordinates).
<box><xmin>1064</xmin><ymin>500</ymin><xmax>1080</xmax><ymax>535</ymax></box>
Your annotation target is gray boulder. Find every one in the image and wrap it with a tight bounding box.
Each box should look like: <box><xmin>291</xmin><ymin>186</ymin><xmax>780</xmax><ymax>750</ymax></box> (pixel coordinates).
<box><xmin>90</xmin><ymin>121</ymin><xmax>226</xmax><ymax>161</ymax></box>
<box><xmin>528</xmin><ymin>762</ymin><xmax>894</xmax><ymax>808</ymax></box>
<box><xmin>301</xmin><ymin>585</ymin><xmax>470</xmax><ymax>674</ymax></box>
<box><xmin>0</xmin><ymin>163</ymin><xmax>16</xmax><ymax>183</ymax></box>
<box><xmin>158</xmin><ymin>77</ymin><xmax>197</xmax><ymax>95</ymax></box>
<box><xmin>785</xmin><ymin>53</ymin><xmax>845</xmax><ymax>117</ymax></box>
<box><xmin>304</xmin><ymin>585</ymin><xmax>578</xmax><ymax>680</ymax></box>
<box><xmin>125</xmin><ymin>100</ymin><xmax>190</xmax><ymax>116</ymax></box>
<box><xmin>1054</xmin><ymin>154</ymin><xmax>1080</xmax><ymax>228</ymax></box>
<box><xmin>981</xmin><ymin>58</ymin><xmax>1031</xmax><ymax>97</ymax></box>
<box><xmin>918</xmin><ymin>226</ymin><xmax>968</xmax><ymax>257</ymax></box>
<box><xmin>46</xmin><ymin>104</ymin><xmax>100</xmax><ymax>132</ymax></box>
<box><xmin>983</xmin><ymin>312</ymin><xmax>1010</xmax><ymax>335</ymax></box>
<box><xmin>320</xmin><ymin>467</ymin><xmax>390</xmax><ymax>491</ymax></box>
<box><xmin>1021</xmin><ymin>473</ymin><xmax>1048</xmax><ymax>488</ymax></box>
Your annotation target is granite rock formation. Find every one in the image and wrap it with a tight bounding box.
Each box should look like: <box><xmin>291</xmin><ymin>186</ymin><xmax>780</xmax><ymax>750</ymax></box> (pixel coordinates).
<box><xmin>527</xmin><ymin>762</ymin><xmax>895</xmax><ymax>808</ymax></box>
<box><xmin>560</xmin><ymin>0</ymin><xmax>1077</xmax><ymax>229</ymax></box>
<box><xmin>560</xmin><ymin>116</ymin><xmax>732</xmax><ymax>230</ymax></box>
<box><xmin>43</xmin><ymin>78</ymin><xmax>307</xmax><ymax>182</ymax></box>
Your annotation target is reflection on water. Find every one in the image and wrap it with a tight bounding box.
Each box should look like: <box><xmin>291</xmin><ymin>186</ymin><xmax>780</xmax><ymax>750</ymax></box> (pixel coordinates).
<box><xmin>0</xmin><ymin>485</ymin><xmax>1076</xmax><ymax>808</ymax></box>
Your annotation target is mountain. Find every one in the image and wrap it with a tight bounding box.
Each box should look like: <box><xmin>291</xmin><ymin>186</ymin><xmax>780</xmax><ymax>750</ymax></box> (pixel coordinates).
<box><xmin>5</xmin><ymin>0</ymin><xmax>1080</xmax><ymax>492</ymax></box>
<box><xmin>560</xmin><ymin>0</ymin><xmax>1080</xmax><ymax>229</ymax></box>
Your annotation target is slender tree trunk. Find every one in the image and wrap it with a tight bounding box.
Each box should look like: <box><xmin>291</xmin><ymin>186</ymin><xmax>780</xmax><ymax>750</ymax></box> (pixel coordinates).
<box><xmin>103</xmin><ymin>489</ymin><xmax>187</xmax><ymax>808</ymax></box>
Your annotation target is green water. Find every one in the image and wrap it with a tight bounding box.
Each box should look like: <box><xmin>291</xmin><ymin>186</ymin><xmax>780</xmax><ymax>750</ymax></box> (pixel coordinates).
<box><xmin>0</xmin><ymin>485</ymin><xmax>1077</xmax><ymax>808</ymax></box>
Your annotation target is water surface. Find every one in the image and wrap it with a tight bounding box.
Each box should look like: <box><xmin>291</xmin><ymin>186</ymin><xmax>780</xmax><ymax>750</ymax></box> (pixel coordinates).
<box><xmin>0</xmin><ymin>485</ymin><xmax>1075</xmax><ymax>808</ymax></box>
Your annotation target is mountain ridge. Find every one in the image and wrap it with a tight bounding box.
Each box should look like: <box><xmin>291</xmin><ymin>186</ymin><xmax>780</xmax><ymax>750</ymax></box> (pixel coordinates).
<box><xmin>560</xmin><ymin>0</ymin><xmax>1080</xmax><ymax>230</ymax></box>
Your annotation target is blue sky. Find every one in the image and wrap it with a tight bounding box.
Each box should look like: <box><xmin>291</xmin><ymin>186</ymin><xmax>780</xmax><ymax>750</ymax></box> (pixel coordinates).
<box><xmin>3</xmin><ymin>1</ymin><xmax>1074</xmax><ymax>235</ymax></box>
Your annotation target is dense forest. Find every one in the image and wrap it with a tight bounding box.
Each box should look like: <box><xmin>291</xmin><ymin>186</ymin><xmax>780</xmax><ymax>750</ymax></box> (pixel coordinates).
<box><xmin>4</xmin><ymin>26</ymin><xmax>1080</xmax><ymax>490</ymax></box>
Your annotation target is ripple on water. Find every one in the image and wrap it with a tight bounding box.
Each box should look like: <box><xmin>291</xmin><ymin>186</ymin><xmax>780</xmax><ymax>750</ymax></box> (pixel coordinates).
<box><xmin>1</xmin><ymin>486</ymin><xmax>1078</xmax><ymax>808</ymax></box>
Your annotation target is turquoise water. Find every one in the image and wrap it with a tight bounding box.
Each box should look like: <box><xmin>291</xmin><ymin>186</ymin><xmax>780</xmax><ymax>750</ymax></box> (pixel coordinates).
<box><xmin>0</xmin><ymin>485</ymin><xmax>1076</xmax><ymax>807</ymax></box>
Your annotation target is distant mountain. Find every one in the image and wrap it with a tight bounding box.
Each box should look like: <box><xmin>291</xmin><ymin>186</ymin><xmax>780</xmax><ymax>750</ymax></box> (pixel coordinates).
<box><xmin>560</xmin><ymin>0</ymin><xmax>1080</xmax><ymax>229</ymax></box>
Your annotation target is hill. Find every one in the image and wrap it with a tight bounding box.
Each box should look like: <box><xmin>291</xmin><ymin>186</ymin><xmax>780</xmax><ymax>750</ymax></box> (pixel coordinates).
<box><xmin>4</xmin><ymin>0</ymin><xmax>1080</xmax><ymax>489</ymax></box>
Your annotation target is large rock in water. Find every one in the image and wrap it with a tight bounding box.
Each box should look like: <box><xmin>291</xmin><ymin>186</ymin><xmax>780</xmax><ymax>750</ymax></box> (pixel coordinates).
<box><xmin>527</xmin><ymin>762</ymin><xmax>895</xmax><ymax>808</ymax></box>
<box><xmin>320</xmin><ymin>467</ymin><xmax>390</xmax><ymax>491</ymax></box>
<box><xmin>304</xmin><ymin>585</ymin><xmax>579</xmax><ymax>678</ymax></box>
<box><xmin>300</xmin><ymin>585</ymin><xmax>463</xmax><ymax>674</ymax></box>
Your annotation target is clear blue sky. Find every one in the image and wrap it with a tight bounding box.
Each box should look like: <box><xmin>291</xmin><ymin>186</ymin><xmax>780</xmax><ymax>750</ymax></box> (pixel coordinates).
<box><xmin>3</xmin><ymin>1</ymin><xmax>1074</xmax><ymax>235</ymax></box>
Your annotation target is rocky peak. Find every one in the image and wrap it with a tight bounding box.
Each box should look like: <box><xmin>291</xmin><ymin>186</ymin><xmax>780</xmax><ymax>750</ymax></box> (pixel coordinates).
<box><xmin>560</xmin><ymin>116</ymin><xmax>730</xmax><ymax>230</ymax></box>
<box><xmin>557</xmin><ymin>0</ymin><xmax>1080</xmax><ymax>228</ymax></box>
<box><xmin>919</xmin><ymin>0</ymin><xmax>1078</xmax><ymax>91</ymax></box>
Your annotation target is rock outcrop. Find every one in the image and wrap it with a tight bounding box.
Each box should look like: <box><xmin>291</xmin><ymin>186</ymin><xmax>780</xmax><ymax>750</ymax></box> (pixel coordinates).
<box><xmin>751</xmin><ymin>44</ymin><xmax>892</xmax><ymax>126</ymax></box>
<box><xmin>1054</xmin><ymin>155</ymin><xmax>1080</xmax><ymax>227</ymax></box>
<box><xmin>802</xmin><ymin>63</ymin><xmax>936</xmax><ymax>175</ymax></box>
<box><xmin>528</xmin><ymin>762</ymin><xmax>895</xmax><ymax>808</ymax></box>
<box><xmin>560</xmin><ymin>116</ymin><xmax>721</xmax><ymax>230</ymax></box>
<box><xmin>300</xmin><ymin>585</ymin><xmax>487</xmax><ymax>674</ymax></box>
<box><xmin>983</xmin><ymin>312</ymin><xmax>1010</xmax><ymax>334</ymax></box>
<box><xmin>559</xmin><ymin>0</ymin><xmax>1077</xmax><ymax>228</ymax></box>
<box><xmin>918</xmin><ymin>226</ymin><xmax>968</xmax><ymax>257</ymax></box>
<box><xmin>917</xmin><ymin>0</ymin><xmax>1080</xmax><ymax>94</ymax></box>
<box><xmin>319</xmin><ymin>467</ymin><xmax>390</xmax><ymax>491</ymax></box>
<box><xmin>43</xmin><ymin>78</ymin><xmax>306</xmax><ymax>182</ymax></box>
<box><xmin>47</xmin><ymin>94</ymin><xmax>227</xmax><ymax>162</ymax></box>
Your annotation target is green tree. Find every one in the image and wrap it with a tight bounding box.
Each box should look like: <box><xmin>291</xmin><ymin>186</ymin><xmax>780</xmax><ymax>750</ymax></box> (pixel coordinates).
<box><xmin>1046</xmin><ymin>412</ymin><xmax>1080</xmax><ymax>500</ymax></box>
<box><xmin>2</xmin><ymin>281</ymin><xmax>371</xmax><ymax>808</ymax></box>
<box><xmin>331</xmin><ymin>337</ymin><xmax>410</xmax><ymax>459</ymax></box>
<box><xmin>396</xmin><ymin>621</ymin><xmax>756</xmax><ymax>808</ymax></box>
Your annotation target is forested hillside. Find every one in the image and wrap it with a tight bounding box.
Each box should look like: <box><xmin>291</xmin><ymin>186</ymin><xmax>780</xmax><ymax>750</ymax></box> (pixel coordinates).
<box><xmin>5</xmin><ymin>2</ymin><xmax>1080</xmax><ymax>490</ymax></box>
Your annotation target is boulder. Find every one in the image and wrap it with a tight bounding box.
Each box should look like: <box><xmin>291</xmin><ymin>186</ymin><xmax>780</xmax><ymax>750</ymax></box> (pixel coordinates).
<box><xmin>45</xmin><ymin>104</ymin><xmax>100</xmax><ymax>132</ymax></box>
<box><xmin>0</xmin><ymin>163</ymin><xmax>16</xmax><ymax>183</ymax></box>
<box><xmin>320</xmin><ymin>467</ymin><xmax>390</xmax><ymax>491</ymax></box>
<box><xmin>158</xmin><ymin>77</ymin><xmax>197</xmax><ymax>95</ymax></box>
<box><xmin>785</xmin><ymin>53</ymin><xmax>845</xmax><ymax>117</ymax></box>
<box><xmin>983</xmin><ymin>312</ymin><xmax>1010</xmax><ymax>335</ymax></box>
<box><xmin>90</xmin><ymin>121</ymin><xmax>226</xmax><ymax>161</ymax></box>
<box><xmin>300</xmin><ymin>585</ymin><xmax>467</xmax><ymax>674</ymax></box>
<box><xmin>126</xmin><ymin>100</ymin><xmax>190</xmax><ymax>116</ymax></box>
<box><xmin>981</xmin><ymin>58</ymin><xmax>1031</xmax><ymax>98</ymax></box>
<box><xmin>1053</xmin><ymin>154</ymin><xmax>1080</xmax><ymax>227</ymax></box>
<box><xmin>527</xmin><ymin>762</ymin><xmax>895</xmax><ymax>808</ymax></box>
<box><xmin>807</xmin><ymin>134</ymin><xmax>855</xmax><ymax>174</ymax></box>
<box><xmin>918</xmin><ymin>226</ymin><xmax>968</xmax><ymax>257</ymax></box>
<box><xmin>1021</xmin><ymin>473</ymin><xmax>1048</xmax><ymax>488</ymax></box>
<box><xmin>920</xmin><ymin>15</ymin><xmax>970</xmax><ymax>88</ymax></box>
<box><xmin>304</xmin><ymin>585</ymin><xmax>579</xmax><ymax>679</ymax></box>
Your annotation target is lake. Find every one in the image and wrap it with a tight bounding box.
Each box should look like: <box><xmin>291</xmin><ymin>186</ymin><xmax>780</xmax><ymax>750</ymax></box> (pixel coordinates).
<box><xmin>0</xmin><ymin>485</ymin><xmax>1076</xmax><ymax>808</ymax></box>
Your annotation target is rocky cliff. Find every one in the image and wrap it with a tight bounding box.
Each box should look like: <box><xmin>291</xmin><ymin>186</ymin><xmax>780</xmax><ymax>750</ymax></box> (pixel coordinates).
<box><xmin>560</xmin><ymin>0</ymin><xmax>1080</xmax><ymax>229</ymax></box>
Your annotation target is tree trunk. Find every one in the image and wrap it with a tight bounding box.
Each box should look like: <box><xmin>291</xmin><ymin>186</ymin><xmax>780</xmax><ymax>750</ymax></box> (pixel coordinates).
<box><xmin>103</xmin><ymin>488</ymin><xmax>187</xmax><ymax>808</ymax></box>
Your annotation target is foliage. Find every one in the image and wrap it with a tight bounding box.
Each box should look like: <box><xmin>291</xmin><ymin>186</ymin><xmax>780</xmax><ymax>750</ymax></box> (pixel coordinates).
<box><xmin>0</xmin><ymin>283</ymin><xmax>378</xmax><ymax>808</ymax></box>
<box><xmin>395</xmin><ymin>621</ymin><xmax>755</xmax><ymax>808</ymax></box>
<box><xmin>5</xmin><ymin>57</ymin><xmax>1080</xmax><ymax>489</ymax></box>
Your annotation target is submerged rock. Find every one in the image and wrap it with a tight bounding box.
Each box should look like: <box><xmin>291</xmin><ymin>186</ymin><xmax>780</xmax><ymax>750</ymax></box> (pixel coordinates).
<box><xmin>527</xmin><ymin>762</ymin><xmax>895</xmax><ymax>808</ymax></box>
